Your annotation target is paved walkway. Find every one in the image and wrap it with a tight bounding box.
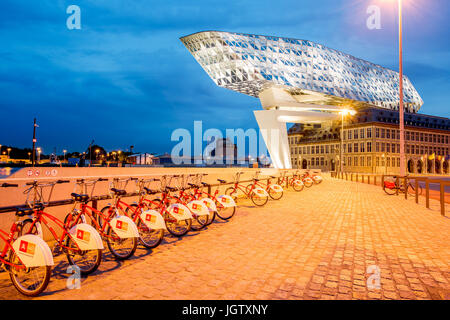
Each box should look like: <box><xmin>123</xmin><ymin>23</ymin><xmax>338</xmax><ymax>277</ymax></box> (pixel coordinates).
<box><xmin>1</xmin><ymin>178</ymin><xmax>449</xmax><ymax>300</ymax></box>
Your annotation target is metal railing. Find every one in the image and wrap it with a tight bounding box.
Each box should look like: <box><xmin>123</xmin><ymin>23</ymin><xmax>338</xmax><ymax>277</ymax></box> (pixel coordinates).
<box><xmin>331</xmin><ymin>171</ymin><xmax>449</xmax><ymax>216</ymax></box>
<box><xmin>0</xmin><ymin>172</ymin><xmax>302</xmax><ymax>214</ymax></box>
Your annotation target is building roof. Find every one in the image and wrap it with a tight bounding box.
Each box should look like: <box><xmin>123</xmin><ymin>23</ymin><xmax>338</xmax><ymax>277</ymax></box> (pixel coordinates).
<box><xmin>181</xmin><ymin>31</ymin><xmax>423</xmax><ymax>112</ymax></box>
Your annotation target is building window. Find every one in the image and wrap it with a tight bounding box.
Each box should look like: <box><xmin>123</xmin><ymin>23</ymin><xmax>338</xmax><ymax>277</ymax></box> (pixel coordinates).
<box><xmin>316</xmin><ymin>146</ymin><xmax>320</xmax><ymax>154</ymax></box>
<box><xmin>316</xmin><ymin>158</ymin><xmax>320</xmax><ymax>166</ymax></box>
<box><xmin>367</xmin><ymin>127</ymin><xmax>372</xmax><ymax>138</ymax></box>
<box><xmin>367</xmin><ymin>156</ymin><xmax>372</xmax><ymax>167</ymax></box>
<box><xmin>386</xmin><ymin>129</ymin><xmax>390</xmax><ymax>139</ymax></box>
<box><xmin>348</xmin><ymin>144</ymin><xmax>353</xmax><ymax>153</ymax></box>
<box><xmin>354</xmin><ymin>157</ymin><xmax>358</xmax><ymax>166</ymax></box>
<box><xmin>326</xmin><ymin>145</ymin><xmax>329</xmax><ymax>154</ymax></box>
<box><xmin>348</xmin><ymin>130</ymin><xmax>352</xmax><ymax>140</ymax></box>
<box><xmin>360</xmin><ymin>128</ymin><xmax>365</xmax><ymax>139</ymax></box>
<box><xmin>397</xmin><ymin>158</ymin><xmax>400</xmax><ymax>167</ymax></box>
<box><xmin>375</xmin><ymin>128</ymin><xmax>380</xmax><ymax>138</ymax></box>
<box><xmin>348</xmin><ymin>157</ymin><xmax>352</xmax><ymax>166</ymax></box>
<box><xmin>376</xmin><ymin>157</ymin><xmax>380</xmax><ymax>167</ymax></box>
<box><xmin>376</xmin><ymin>142</ymin><xmax>380</xmax><ymax>152</ymax></box>
<box><xmin>354</xmin><ymin>143</ymin><xmax>358</xmax><ymax>153</ymax></box>
<box><xmin>367</xmin><ymin>142</ymin><xmax>372</xmax><ymax>152</ymax></box>
<box><xmin>311</xmin><ymin>146</ymin><xmax>314</xmax><ymax>154</ymax></box>
<box><xmin>360</xmin><ymin>156</ymin><xmax>365</xmax><ymax>167</ymax></box>
<box><xmin>354</xmin><ymin>129</ymin><xmax>358</xmax><ymax>139</ymax></box>
<box><xmin>343</xmin><ymin>144</ymin><xmax>347</xmax><ymax>153</ymax></box>
<box><xmin>320</xmin><ymin>145</ymin><xmax>324</xmax><ymax>154</ymax></box>
<box><xmin>381</xmin><ymin>129</ymin><xmax>386</xmax><ymax>139</ymax></box>
<box><xmin>360</xmin><ymin>142</ymin><xmax>365</xmax><ymax>153</ymax></box>
<box><xmin>387</xmin><ymin>157</ymin><xmax>391</xmax><ymax>167</ymax></box>
<box><xmin>381</xmin><ymin>143</ymin><xmax>385</xmax><ymax>152</ymax></box>
<box><xmin>386</xmin><ymin>143</ymin><xmax>391</xmax><ymax>153</ymax></box>
<box><xmin>320</xmin><ymin>157</ymin><xmax>324</xmax><ymax>166</ymax></box>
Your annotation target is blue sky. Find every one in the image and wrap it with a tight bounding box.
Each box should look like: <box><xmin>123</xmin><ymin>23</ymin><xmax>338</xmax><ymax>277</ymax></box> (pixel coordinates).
<box><xmin>0</xmin><ymin>0</ymin><xmax>449</xmax><ymax>155</ymax></box>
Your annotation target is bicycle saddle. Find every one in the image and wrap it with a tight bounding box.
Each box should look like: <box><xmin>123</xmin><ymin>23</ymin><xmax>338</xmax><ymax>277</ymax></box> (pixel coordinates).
<box><xmin>166</xmin><ymin>186</ymin><xmax>177</xmax><ymax>192</ymax></box>
<box><xmin>71</xmin><ymin>193</ymin><xmax>89</xmax><ymax>202</ymax></box>
<box><xmin>188</xmin><ymin>183</ymin><xmax>198</xmax><ymax>188</ymax></box>
<box><xmin>143</xmin><ymin>187</ymin><xmax>159</xmax><ymax>195</ymax></box>
<box><xmin>15</xmin><ymin>207</ymin><xmax>35</xmax><ymax>217</ymax></box>
<box><xmin>110</xmin><ymin>188</ymin><xmax>127</xmax><ymax>196</ymax></box>
<box><xmin>217</xmin><ymin>179</ymin><xmax>226</xmax><ymax>184</ymax></box>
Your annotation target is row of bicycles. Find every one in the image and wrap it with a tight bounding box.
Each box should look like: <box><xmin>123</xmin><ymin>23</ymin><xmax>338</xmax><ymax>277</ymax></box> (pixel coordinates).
<box><xmin>0</xmin><ymin>169</ymin><xmax>323</xmax><ymax>296</ymax></box>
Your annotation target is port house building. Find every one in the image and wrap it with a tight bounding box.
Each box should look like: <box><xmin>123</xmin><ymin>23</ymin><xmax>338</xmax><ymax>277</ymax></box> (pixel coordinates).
<box><xmin>181</xmin><ymin>31</ymin><xmax>448</xmax><ymax>173</ymax></box>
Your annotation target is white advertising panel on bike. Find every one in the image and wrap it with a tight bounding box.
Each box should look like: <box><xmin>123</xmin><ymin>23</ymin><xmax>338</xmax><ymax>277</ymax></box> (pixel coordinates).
<box><xmin>166</xmin><ymin>203</ymin><xmax>193</xmax><ymax>221</ymax></box>
<box><xmin>69</xmin><ymin>223</ymin><xmax>104</xmax><ymax>250</ymax></box>
<box><xmin>201</xmin><ymin>197</ymin><xmax>217</xmax><ymax>212</ymax></box>
<box><xmin>293</xmin><ymin>179</ymin><xmax>304</xmax><ymax>186</ymax></box>
<box><xmin>140</xmin><ymin>210</ymin><xmax>167</xmax><ymax>230</ymax></box>
<box><xmin>12</xmin><ymin>234</ymin><xmax>54</xmax><ymax>268</ymax></box>
<box><xmin>252</xmin><ymin>187</ymin><xmax>269</xmax><ymax>198</ymax></box>
<box><xmin>216</xmin><ymin>195</ymin><xmax>237</xmax><ymax>207</ymax></box>
<box><xmin>110</xmin><ymin>216</ymin><xmax>139</xmax><ymax>239</ymax></box>
<box><xmin>269</xmin><ymin>184</ymin><xmax>284</xmax><ymax>193</ymax></box>
<box><xmin>186</xmin><ymin>200</ymin><xmax>209</xmax><ymax>216</ymax></box>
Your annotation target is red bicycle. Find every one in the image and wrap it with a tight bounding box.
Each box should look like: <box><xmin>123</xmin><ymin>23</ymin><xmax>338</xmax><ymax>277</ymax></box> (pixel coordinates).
<box><xmin>277</xmin><ymin>170</ymin><xmax>305</xmax><ymax>191</ymax></box>
<box><xmin>245</xmin><ymin>171</ymin><xmax>284</xmax><ymax>200</ymax></box>
<box><xmin>225</xmin><ymin>172</ymin><xmax>269</xmax><ymax>206</ymax></box>
<box><xmin>0</xmin><ymin>183</ymin><xmax>53</xmax><ymax>296</ymax></box>
<box><xmin>65</xmin><ymin>178</ymin><xmax>139</xmax><ymax>261</ymax></box>
<box><xmin>142</xmin><ymin>176</ymin><xmax>193</xmax><ymax>237</ymax></box>
<box><xmin>20</xmin><ymin>180</ymin><xmax>104</xmax><ymax>275</ymax></box>
<box><xmin>186</xmin><ymin>173</ymin><xmax>236</xmax><ymax>224</ymax></box>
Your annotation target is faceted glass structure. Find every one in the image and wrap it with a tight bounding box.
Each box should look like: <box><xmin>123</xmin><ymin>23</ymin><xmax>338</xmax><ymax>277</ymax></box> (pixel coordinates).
<box><xmin>180</xmin><ymin>31</ymin><xmax>423</xmax><ymax>112</ymax></box>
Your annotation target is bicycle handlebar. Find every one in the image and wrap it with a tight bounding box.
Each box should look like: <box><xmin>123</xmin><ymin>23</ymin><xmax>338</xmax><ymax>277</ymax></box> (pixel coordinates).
<box><xmin>1</xmin><ymin>183</ymin><xmax>18</xmax><ymax>188</ymax></box>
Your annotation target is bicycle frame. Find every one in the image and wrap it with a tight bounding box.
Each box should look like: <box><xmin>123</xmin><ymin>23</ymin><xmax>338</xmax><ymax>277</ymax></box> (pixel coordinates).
<box><xmin>0</xmin><ymin>224</ymin><xmax>26</xmax><ymax>269</ymax></box>
<box><xmin>27</xmin><ymin>208</ymin><xmax>82</xmax><ymax>253</ymax></box>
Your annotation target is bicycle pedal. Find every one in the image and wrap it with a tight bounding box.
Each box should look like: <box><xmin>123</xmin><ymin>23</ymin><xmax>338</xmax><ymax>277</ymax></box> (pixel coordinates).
<box><xmin>52</xmin><ymin>246</ymin><xmax>63</xmax><ymax>256</ymax></box>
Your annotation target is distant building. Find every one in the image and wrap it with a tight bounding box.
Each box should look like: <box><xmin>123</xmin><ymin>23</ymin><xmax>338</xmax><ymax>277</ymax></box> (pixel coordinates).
<box><xmin>127</xmin><ymin>153</ymin><xmax>156</xmax><ymax>165</ymax></box>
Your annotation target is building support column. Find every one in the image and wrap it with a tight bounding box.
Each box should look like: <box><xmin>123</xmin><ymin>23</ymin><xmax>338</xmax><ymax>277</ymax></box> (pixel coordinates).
<box><xmin>254</xmin><ymin>110</ymin><xmax>292</xmax><ymax>169</ymax></box>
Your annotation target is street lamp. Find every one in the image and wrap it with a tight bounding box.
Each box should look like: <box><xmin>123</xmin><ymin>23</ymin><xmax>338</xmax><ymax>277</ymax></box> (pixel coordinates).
<box><xmin>28</xmin><ymin>152</ymin><xmax>31</xmax><ymax>162</ymax></box>
<box><xmin>7</xmin><ymin>148</ymin><xmax>11</xmax><ymax>159</ymax></box>
<box><xmin>37</xmin><ymin>147</ymin><xmax>41</xmax><ymax>164</ymax></box>
<box><xmin>63</xmin><ymin>149</ymin><xmax>67</xmax><ymax>163</ymax></box>
<box><xmin>339</xmin><ymin>109</ymin><xmax>356</xmax><ymax>174</ymax></box>
<box><xmin>95</xmin><ymin>149</ymin><xmax>100</xmax><ymax>160</ymax></box>
<box><xmin>387</xmin><ymin>0</ymin><xmax>406</xmax><ymax>176</ymax></box>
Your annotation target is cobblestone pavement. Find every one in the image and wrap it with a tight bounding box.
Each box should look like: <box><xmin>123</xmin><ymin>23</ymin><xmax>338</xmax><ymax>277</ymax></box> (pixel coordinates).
<box><xmin>1</xmin><ymin>178</ymin><xmax>449</xmax><ymax>300</ymax></box>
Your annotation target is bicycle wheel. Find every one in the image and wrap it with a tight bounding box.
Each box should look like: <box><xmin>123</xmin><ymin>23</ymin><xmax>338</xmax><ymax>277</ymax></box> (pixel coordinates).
<box><xmin>303</xmin><ymin>179</ymin><xmax>313</xmax><ymax>188</ymax></box>
<box><xmin>225</xmin><ymin>187</ymin><xmax>238</xmax><ymax>202</ymax></box>
<box><xmin>8</xmin><ymin>253</ymin><xmax>51</xmax><ymax>297</ymax></box>
<box><xmin>126</xmin><ymin>204</ymin><xmax>165</xmax><ymax>249</ymax></box>
<box><xmin>250</xmin><ymin>190</ymin><xmax>268</xmax><ymax>206</ymax></box>
<box><xmin>292</xmin><ymin>180</ymin><xmax>304</xmax><ymax>192</ymax></box>
<box><xmin>64</xmin><ymin>234</ymin><xmax>102</xmax><ymax>276</ymax></box>
<box><xmin>215</xmin><ymin>200</ymin><xmax>235</xmax><ymax>220</ymax></box>
<box><xmin>268</xmin><ymin>187</ymin><xmax>283</xmax><ymax>200</ymax></box>
<box><xmin>407</xmin><ymin>183</ymin><xmax>423</xmax><ymax>196</ymax></box>
<box><xmin>190</xmin><ymin>214</ymin><xmax>208</xmax><ymax>231</ymax></box>
<box><xmin>165</xmin><ymin>217</ymin><xmax>192</xmax><ymax>237</ymax></box>
<box><xmin>106</xmin><ymin>225</ymin><xmax>137</xmax><ymax>260</ymax></box>
<box><xmin>383</xmin><ymin>186</ymin><xmax>397</xmax><ymax>195</ymax></box>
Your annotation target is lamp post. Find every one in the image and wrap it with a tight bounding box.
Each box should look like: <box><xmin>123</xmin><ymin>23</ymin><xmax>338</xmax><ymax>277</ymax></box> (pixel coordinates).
<box><xmin>95</xmin><ymin>149</ymin><xmax>100</xmax><ymax>161</ymax></box>
<box><xmin>63</xmin><ymin>149</ymin><xmax>67</xmax><ymax>163</ymax></box>
<box><xmin>7</xmin><ymin>148</ymin><xmax>11</xmax><ymax>159</ymax></box>
<box><xmin>389</xmin><ymin>0</ymin><xmax>406</xmax><ymax>176</ymax></box>
<box><xmin>339</xmin><ymin>109</ymin><xmax>356</xmax><ymax>174</ymax></box>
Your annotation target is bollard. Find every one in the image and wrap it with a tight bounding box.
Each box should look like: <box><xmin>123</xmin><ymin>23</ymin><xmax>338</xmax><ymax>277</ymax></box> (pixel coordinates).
<box><xmin>404</xmin><ymin>177</ymin><xmax>408</xmax><ymax>199</ymax></box>
<box><xmin>440</xmin><ymin>183</ymin><xmax>445</xmax><ymax>217</ymax></box>
<box><xmin>425</xmin><ymin>179</ymin><xmax>430</xmax><ymax>209</ymax></box>
<box><xmin>415</xmin><ymin>179</ymin><xmax>419</xmax><ymax>204</ymax></box>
